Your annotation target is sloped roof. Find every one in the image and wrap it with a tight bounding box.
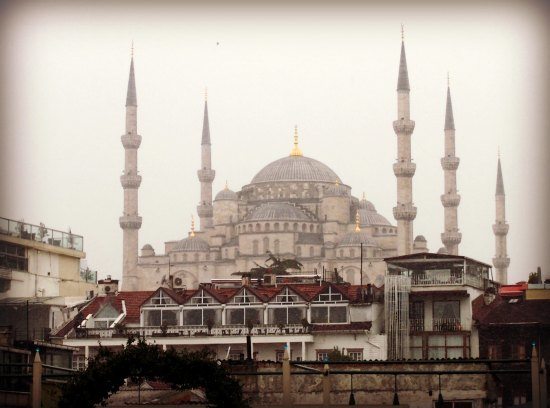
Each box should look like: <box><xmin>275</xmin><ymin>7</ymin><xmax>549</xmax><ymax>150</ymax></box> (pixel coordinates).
<box><xmin>472</xmin><ymin>294</ymin><xmax>550</xmax><ymax>326</ymax></box>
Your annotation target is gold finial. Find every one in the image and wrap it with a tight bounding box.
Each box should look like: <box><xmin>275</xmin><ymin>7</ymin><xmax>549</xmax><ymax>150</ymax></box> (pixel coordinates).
<box><xmin>290</xmin><ymin>125</ymin><xmax>303</xmax><ymax>156</ymax></box>
<box><xmin>335</xmin><ymin>179</ymin><xmax>340</xmax><ymax>186</ymax></box>
<box><xmin>401</xmin><ymin>24</ymin><xmax>404</xmax><ymax>41</ymax></box>
<box><xmin>190</xmin><ymin>215</ymin><xmax>195</xmax><ymax>237</ymax></box>
<box><xmin>355</xmin><ymin>210</ymin><xmax>361</xmax><ymax>232</ymax></box>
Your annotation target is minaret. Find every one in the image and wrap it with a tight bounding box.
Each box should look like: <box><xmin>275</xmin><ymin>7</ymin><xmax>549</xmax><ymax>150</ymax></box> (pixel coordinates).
<box><xmin>392</xmin><ymin>27</ymin><xmax>417</xmax><ymax>255</ymax></box>
<box><xmin>119</xmin><ymin>50</ymin><xmax>142</xmax><ymax>291</ymax></box>
<box><xmin>440</xmin><ymin>77</ymin><xmax>462</xmax><ymax>255</ymax></box>
<box><xmin>196</xmin><ymin>91</ymin><xmax>215</xmax><ymax>230</ymax></box>
<box><xmin>492</xmin><ymin>156</ymin><xmax>510</xmax><ymax>284</ymax></box>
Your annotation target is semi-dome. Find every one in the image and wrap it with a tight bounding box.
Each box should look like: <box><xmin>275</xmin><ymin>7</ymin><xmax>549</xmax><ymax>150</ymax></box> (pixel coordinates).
<box><xmin>437</xmin><ymin>247</ymin><xmax>449</xmax><ymax>254</ymax></box>
<box><xmin>250</xmin><ymin>155</ymin><xmax>342</xmax><ymax>185</ymax></box>
<box><xmin>338</xmin><ymin>231</ymin><xmax>377</xmax><ymax>247</ymax></box>
<box><xmin>142</xmin><ymin>244</ymin><xmax>154</xmax><ymax>250</ymax></box>
<box><xmin>359</xmin><ymin>198</ymin><xmax>376</xmax><ymax>211</ymax></box>
<box><xmin>357</xmin><ymin>199</ymin><xmax>392</xmax><ymax>227</ymax></box>
<box><xmin>214</xmin><ymin>187</ymin><xmax>237</xmax><ymax>201</ymax></box>
<box><xmin>244</xmin><ymin>202</ymin><xmax>312</xmax><ymax>222</ymax></box>
<box><xmin>414</xmin><ymin>235</ymin><xmax>427</xmax><ymax>242</ymax></box>
<box><xmin>173</xmin><ymin>236</ymin><xmax>210</xmax><ymax>252</ymax></box>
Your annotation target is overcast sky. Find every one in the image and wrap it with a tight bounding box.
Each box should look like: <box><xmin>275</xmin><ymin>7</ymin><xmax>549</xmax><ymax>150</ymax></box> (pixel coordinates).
<box><xmin>1</xmin><ymin>0</ymin><xmax>549</xmax><ymax>285</ymax></box>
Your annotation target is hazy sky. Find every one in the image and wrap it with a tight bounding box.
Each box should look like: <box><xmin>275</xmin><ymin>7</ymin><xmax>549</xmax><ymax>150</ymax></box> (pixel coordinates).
<box><xmin>1</xmin><ymin>0</ymin><xmax>549</xmax><ymax>285</ymax></box>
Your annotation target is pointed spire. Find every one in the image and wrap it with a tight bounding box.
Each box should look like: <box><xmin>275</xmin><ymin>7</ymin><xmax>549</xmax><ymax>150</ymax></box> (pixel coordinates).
<box><xmin>125</xmin><ymin>49</ymin><xmax>137</xmax><ymax>107</ymax></box>
<box><xmin>355</xmin><ymin>210</ymin><xmax>361</xmax><ymax>232</ymax></box>
<box><xmin>290</xmin><ymin>125</ymin><xmax>303</xmax><ymax>156</ymax></box>
<box><xmin>397</xmin><ymin>28</ymin><xmax>410</xmax><ymax>92</ymax></box>
<box><xmin>201</xmin><ymin>94</ymin><xmax>211</xmax><ymax>145</ymax></box>
<box><xmin>496</xmin><ymin>157</ymin><xmax>505</xmax><ymax>195</ymax></box>
<box><xmin>445</xmin><ymin>78</ymin><xmax>455</xmax><ymax>130</ymax></box>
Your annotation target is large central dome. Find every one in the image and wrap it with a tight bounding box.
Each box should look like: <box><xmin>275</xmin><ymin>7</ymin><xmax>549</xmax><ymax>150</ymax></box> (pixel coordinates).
<box><xmin>250</xmin><ymin>155</ymin><xmax>342</xmax><ymax>184</ymax></box>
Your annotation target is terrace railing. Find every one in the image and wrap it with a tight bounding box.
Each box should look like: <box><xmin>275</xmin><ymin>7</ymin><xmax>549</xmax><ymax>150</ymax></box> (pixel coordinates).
<box><xmin>432</xmin><ymin>317</ymin><xmax>462</xmax><ymax>332</ymax></box>
<box><xmin>0</xmin><ymin>217</ymin><xmax>83</xmax><ymax>252</ymax></box>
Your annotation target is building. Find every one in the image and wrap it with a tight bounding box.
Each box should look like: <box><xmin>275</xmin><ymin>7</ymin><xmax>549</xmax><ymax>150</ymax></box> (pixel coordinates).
<box><xmin>54</xmin><ymin>276</ymin><xmax>387</xmax><ymax>369</ymax></box>
<box><xmin>0</xmin><ymin>216</ymin><xmax>96</xmax><ymax>343</ymax></box>
<box><xmin>473</xmin><ymin>281</ymin><xmax>550</xmax><ymax>406</ymax></box>
<box><xmin>118</xmin><ymin>34</ymin><xmax>506</xmax><ymax>293</ymax></box>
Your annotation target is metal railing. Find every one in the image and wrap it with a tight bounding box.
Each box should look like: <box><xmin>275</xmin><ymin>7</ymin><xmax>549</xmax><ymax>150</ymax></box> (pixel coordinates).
<box><xmin>409</xmin><ymin>270</ymin><xmax>485</xmax><ymax>290</ymax></box>
<box><xmin>409</xmin><ymin>318</ymin><xmax>424</xmax><ymax>332</ymax></box>
<box><xmin>0</xmin><ymin>217</ymin><xmax>83</xmax><ymax>252</ymax></box>
<box><xmin>432</xmin><ymin>318</ymin><xmax>462</xmax><ymax>332</ymax></box>
<box><xmin>74</xmin><ymin>323</ymin><xmax>311</xmax><ymax>339</ymax></box>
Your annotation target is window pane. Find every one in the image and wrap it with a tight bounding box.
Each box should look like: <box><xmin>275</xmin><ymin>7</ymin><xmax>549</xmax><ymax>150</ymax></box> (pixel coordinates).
<box><xmin>145</xmin><ymin>310</ymin><xmax>162</xmax><ymax>326</ymax></box>
<box><xmin>183</xmin><ymin>309</ymin><xmax>202</xmax><ymax>326</ymax></box>
<box><xmin>269</xmin><ymin>308</ymin><xmax>287</xmax><ymax>325</ymax></box>
<box><xmin>311</xmin><ymin>307</ymin><xmax>328</xmax><ymax>323</ymax></box>
<box><xmin>433</xmin><ymin>301</ymin><xmax>460</xmax><ymax>319</ymax></box>
<box><xmin>228</xmin><ymin>309</ymin><xmax>245</xmax><ymax>325</ymax></box>
<box><xmin>446</xmin><ymin>335</ymin><xmax>463</xmax><ymax>347</ymax></box>
<box><xmin>203</xmin><ymin>309</ymin><xmax>220</xmax><ymax>326</ymax></box>
<box><xmin>428</xmin><ymin>348</ymin><xmax>445</xmax><ymax>359</ymax></box>
<box><xmin>410</xmin><ymin>336</ymin><xmax>422</xmax><ymax>347</ymax></box>
<box><xmin>329</xmin><ymin>306</ymin><xmax>347</xmax><ymax>323</ymax></box>
<box><xmin>447</xmin><ymin>348</ymin><xmax>464</xmax><ymax>359</ymax></box>
<box><xmin>161</xmin><ymin>310</ymin><xmax>178</xmax><ymax>326</ymax></box>
<box><xmin>94</xmin><ymin>320</ymin><xmax>109</xmax><ymax>329</ymax></box>
<box><xmin>410</xmin><ymin>348</ymin><xmax>423</xmax><ymax>360</ymax></box>
<box><xmin>288</xmin><ymin>308</ymin><xmax>305</xmax><ymax>324</ymax></box>
<box><xmin>429</xmin><ymin>335</ymin><xmax>445</xmax><ymax>346</ymax></box>
<box><xmin>245</xmin><ymin>308</ymin><xmax>263</xmax><ymax>325</ymax></box>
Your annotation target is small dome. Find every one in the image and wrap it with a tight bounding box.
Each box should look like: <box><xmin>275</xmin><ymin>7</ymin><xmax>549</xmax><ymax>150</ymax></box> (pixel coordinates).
<box><xmin>338</xmin><ymin>231</ymin><xmax>377</xmax><ymax>247</ymax></box>
<box><xmin>215</xmin><ymin>187</ymin><xmax>237</xmax><ymax>201</ymax></box>
<box><xmin>244</xmin><ymin>202</ymin><xmax>312</xmax><ymax>222</ymax></box>
<box><xmin>414</xmin><ymin>235</ymin><xmax>427</xmax><ymax>242</ymax></box>
<box><xmin>359</xmin><ymin>198</ymin><xmax>376</xmax><ymax>212</ymax></box>
<box><xmin>142</xmin><ymin>244</ymin><xmax>154</xmax><ymax>250</ymax></box>
<box><xmin>173</xmin><ymin>236</ymin><xmax>210</xmax><ymax>252</ymax></box>
<box><xmin>250</xmin><ymin>155</ymin><xmax>342</xmax><ymax>184</ymax></box>
<box><xmin>323</xmin><ymin>183</ymin><xmax>348</xmax><ymax>197</ymax></box>
<box><xmin>437</xmin><ymin>247</ymin><xmax>449</xmax><ymax>254</ymax></box>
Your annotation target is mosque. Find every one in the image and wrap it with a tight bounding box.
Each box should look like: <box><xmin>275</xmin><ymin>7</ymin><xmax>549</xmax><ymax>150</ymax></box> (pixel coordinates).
<box><xmin>118</xmin><ymin>37</ymin><xmax>510</xmax><ymax>292</ymax></box>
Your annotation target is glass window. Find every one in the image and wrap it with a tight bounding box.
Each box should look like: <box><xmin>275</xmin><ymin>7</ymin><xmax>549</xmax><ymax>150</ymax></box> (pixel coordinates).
<box><xmin>144</xmin><ymin>309</ymin><xmax>178</xmax><ymax>326</ymax></box>
<box><xmin>145</xmin><ymin>290</ymin><xmax>177</xmax><ymax>306</ymax></box>
<box><xmin>433</xmin><ymin>301</ymin><xmax>460</xmax><ymax>319</ymax></box>
<box><xmin>311</xmin><ymin>306</ymin><xmax>347</xmax><ymax>323</ymax></box>
<box><xmin>311</xmin><ymin>307</ymin><xmax>328</xmax><ymax>323</ymax></box>
<box><xmin>227</xmin><ymin>308</ymin><xmax>263</xmax><ymax>325</ymax></box>
<box><xmin>268</xmin><ymin>307</ymin><xmax>305</xmax><ymax>325</ymax></box>
<box><xmin>232</xmin><ymin>289</ymin><xmax>258</xmax><ymax>304</ymax></box>
<box><xmin>348</xmin><ymin>350</ymin><xmax>363</xmax><ymax>361</ymax></box>
<box><xmin>182</xmin><ymin>308</ymin><xmax>221</xmax><ymax>326</ymax></box>
<box><xmin>275</xmin><ymin>288</ymin><xmax>300</xmax><ymax>303</ymax></box>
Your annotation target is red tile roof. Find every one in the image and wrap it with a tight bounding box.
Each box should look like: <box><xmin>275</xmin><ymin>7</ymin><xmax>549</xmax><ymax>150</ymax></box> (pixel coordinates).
<box><xmin>472</xmin><ymin>294</ymin><xmax>550</xmax><ymax>326</ymax></box>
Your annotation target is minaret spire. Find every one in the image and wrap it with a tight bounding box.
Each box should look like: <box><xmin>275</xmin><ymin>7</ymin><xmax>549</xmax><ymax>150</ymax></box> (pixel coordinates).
<box><xmin>392</xmin><ymin>30</ymin><xmax>417</xmax><ymax>255</ymax></box>
<box><xmin>290</xmin><ymin>125</ymin><xmax>303</xmax><ymax>156</ymax></box>
<box><xmin>440</xmin><ymin>80</ymin><xmax>461</xmax><ymax>255</ymax></box>
<box><xmin>197</xmin><ymin>92</ymin><xmax>215</xmax><ymax>229</ymax></box>
<box><xmin>493</xmin><ymin>156</ymin><xmax>510</xmax><ymax>284</ymax></box>
<box><xmin>120</xmin><ymin>50</ymin><xmax>143</xmax><ymax>291</ymax></box>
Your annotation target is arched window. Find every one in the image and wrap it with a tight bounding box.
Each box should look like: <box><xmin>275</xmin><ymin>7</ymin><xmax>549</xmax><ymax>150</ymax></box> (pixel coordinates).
<box><xmin>255</xmin><ymin>223</ymin><xmax>261</xmax><ymax>232</ymax></box>
<box><xmin>302</xmin><ymin>223</ymin><xmax>307</xmax><ymax>232</ymax></box>
<box><xmin>296</xmin><ymin>246</ymin><xmax>302</xmax><ymax>257</ymax></box>
<box><xmin>382</xmin><ymin>228</ymin><xmax>387</xmax><ymax>234</ymax></box>
<box><xmin>265</xmin><ymin>223</ymin><xmax>270</xmax><ymax>231</ymax></box>
<box><xmin>274</xmin><ymin>239</ymin><xmax>280</xmax><ymax>254</ymax></box>
<box><xmin>253</xmin><ymin>240</ymin><xmax>259</xmax><ymax>255</ymax></box>
<box><xmin>284</xmin><ymin>223</ymin><xmax>289</xmax><ymax>231</ymax></box>
<box><xmin>375</xmin><ymin>227</ymin><xmax>379</xmax><ymax>234</ymax></box>
<box><xmin>274</xmin><ymin>223</ymin><xmax>280</xmax><ymax>231</ymax></box>
<box><xmin>309</xmin><ymin>246</ymin><xmax>314</xmax><ymax>257</ymax></box>
<box><xmin>317</xmin><ymin>225</ymin><xmax>321</xmax><ymax>233</ymax></box>
<box><xmin>263</xmin><ymin>237</ymin><xmax>269</xmax><ymax>253</ymax></box>
<box><xmin>248</xmin><ymin>224</ymin><xmax>253</xmax><ymax>232</ymax></box>
<box><xmin>293</xmin><ymin>223</ymin><xmax>298</xmax><ymax>231</ymax></box>
<box><xmin>339</xmin><ymin>249</ymin><xmax>344</xmax><ymax>258</ymax></box>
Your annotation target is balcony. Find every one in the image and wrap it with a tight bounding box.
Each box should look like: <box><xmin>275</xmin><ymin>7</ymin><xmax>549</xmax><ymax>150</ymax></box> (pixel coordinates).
<box><xmin>409</xmin><ymin>318</ymin><xmax>424</xmax><ymax>333</ymax></box>
<box><xmin>393</xmin><ymin>162</ymin><xmax>416</xmax><ymax>177</ymax></box>
<box><xmin>432</xmin><ymin>318</ymin><xmax>462</xmax><ymax>332</ymax></box>
<box><xmin>492</xmin><ymin>223</ymin><xmax>509</xmax><ymax>236</ymax></box>
<box><xmin>0</xmin><ymin>217</ymin><xmax>83</xmax><ymax>252</ymax></box>
<box><xmin>73</xmin><ymin>323</ymin><xmax>311</xmax><ymax>339</ymax></box>
<box><xmin>392</xmin><ymin>119</ymin><xmax>415</xmax><ymax>134</ymax></box>
<box><xmin>441</xmin><ymin>157</ymin><xmax>460</xmax><ymax>171</ymax></box>
<box><xmin>121</xmin><ymin>133</ymin><xmax>142</xmax><ymax>149</ymax></box>
<box><xmin>393</xmin><ymin>203</ymin><xmax>417</xmax><ymax>221</ymax></box>
<box><xmin>119</xmin><ymin>215</ymin><xmax>142</xmax><ymax>229</ymax></box>
<box><xmin>440</xmin><ymin>193</ymin><xmax>461</xmax><ymax>207</ymax></box>
<box><xmin>120</xmin><ymin>174</ymin><xmax>142</xmax><ymax>189</ymax></box>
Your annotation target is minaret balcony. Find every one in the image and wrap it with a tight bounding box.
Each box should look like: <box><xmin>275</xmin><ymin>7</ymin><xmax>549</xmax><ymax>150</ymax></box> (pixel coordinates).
<box><xmin>120</xmin><ymin>174</ymin><xmax>142</xmax><ymax>189</ymax></box>
<box><xmin>393</xmin><ymin>203</ymin><xmax>417</xmax><ymax>221</ymax></box>
<box><xmin>197</xmin><ymin>204</ymin><xmax>213</xmax><ymax>218</ymax></box>
<box><xmin>393</xmin><ymin>162</ymin><xmax>416</xmax><ymax>177</ymax></box>
<box><xmin>441</xmin><ymin>193</ymin><xmax>461</xmax><ymax>207</ymax></box>
<box><xmin>119</xmin><ymin>215</ymin><xmax>142</xmax><ymax>229</ymax></box>
<box><xmin>441</xmin><ymin>231</ymin><xmax>462</xmax><ymax>245</ymax></box>
<box><xmin>441</xmin><ymin>156</ymin><xmax>460</xmax><ymax>171</ymax></box>
<box><xmin>492</xmin><ymin>222</ymin><xmax>509</xmax><ymax>236</ymax></box>
<box><xmin>392</xmin><ymin>119</ymin><xmax>415</xmax><ymax>135</ymax></box>
<box><xmin>493</xmin><ymin>257</ymin><xmax>510</xmax><ymax>269</ymax></box>
<box><xmin>121</xmin><ymin>133</ymin><xmax>142</xmax><ymax>149</ymax></box>
<box><xmin>197</xmin><ymin>169</ymin><xmax>216</xmax><ymax>183</ymax></box>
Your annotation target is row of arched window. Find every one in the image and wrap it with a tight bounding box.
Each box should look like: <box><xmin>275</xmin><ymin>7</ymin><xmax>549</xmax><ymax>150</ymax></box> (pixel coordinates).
<box><xmin>238</xmin><ymin>222</ymin><xmax>320</xmax><ymax>234</ymax></box>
